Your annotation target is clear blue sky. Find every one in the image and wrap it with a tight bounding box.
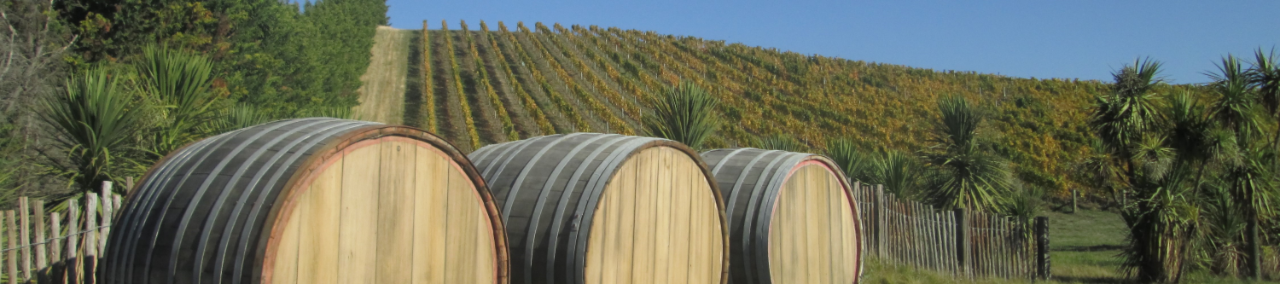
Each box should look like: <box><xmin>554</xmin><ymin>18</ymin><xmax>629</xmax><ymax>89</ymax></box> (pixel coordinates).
<box><xmin>386</xmin><ymin>0</ymin><xmax>1279</xmax><ymax>85</ymax></box>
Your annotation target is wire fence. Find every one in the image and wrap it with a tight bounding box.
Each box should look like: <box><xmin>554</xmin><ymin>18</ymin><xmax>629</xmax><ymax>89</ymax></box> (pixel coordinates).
<box><xmin>0</xmin><ymin>181</ymin><xmax>122</xmax><ymax>284</ymax></box>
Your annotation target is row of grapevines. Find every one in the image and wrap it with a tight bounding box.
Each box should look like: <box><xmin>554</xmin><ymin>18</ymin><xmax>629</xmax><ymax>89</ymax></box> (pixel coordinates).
<box><xmin>662</xmin><ymin>39</ymin><xmax>760</xmax><ymax>145</ymax></box>
<box><xmin>468</xmin><ymin>35</ymin><xmax>520</xmax><ymax>141</ymax></box>
<box><xmin>693</xmin><ymin>40</ymin><xmax>825</xmax><ymax>145</ymax></box>
<box><xmin>502</xmin><ymin>22</ymin><xmax>591</xmax><ymax>132</ymax></box>
<box><xmin>638</xmin><ymin>33</ymin><xmax>767</xmax><ymax>146</ymax></box>
<box><xmin>442</xmin><ymin>21</ymin><xmax>482</xmax><ymax>149</ymax></box>
<box><xmin>484</xmin><ymin>22</ymin><xmax>555</xmax><ymax>135</ymax></box>
<box><xmin>614</xmin><ymin>29</ymin><xmax>752</xmax><ymax>138</ymax></box>
<box><xmin>459</xmin><ymin>20</ymin><xmax>506</xmax><ymax>144</ymax></box>
<box><xmin>571</xmin><ymin>26</ymin><xmax>653</xmax><ymax>106</ymax></box>
<box><xmin>524</xmin><ymin>23</ymin><xmax>631</xmax><ymax>134</ymax></box>
<box><xmin>574</xmin><ymin>25</ymin><xmax>650</xmax><ymax>116</ymax></box>
<box><xmin>548</xmin><ymin>23</ymin><xmax>641</xmax><ymax>122</ymax></box>
<box><xmin>592</xmin><ymin>28</ymin><xmax>752</xmax><ymax>147</ymax></box>
<box><xmin>581</xmin><ymin>27</ymin><xmax>666</xmax><ymax>105</ymax></box>
<box><xmin>421</xmin><ymin>21</ymin><xmax>436</xmax><ymax>132</ymax></box>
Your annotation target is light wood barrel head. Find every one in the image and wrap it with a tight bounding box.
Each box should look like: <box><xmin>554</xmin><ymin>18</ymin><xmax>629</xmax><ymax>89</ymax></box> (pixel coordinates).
<box><xmin>767</xmin><ymin>161</ymin><xmax>860</xmax><ymax>284</ymax></box>
<box><xmin>583</xmin><ymin>146</ymin><xmax>724</xmax><ymax>284</ymax></box>
<box><xmin>265</xmin><ymin>136</ymin><xmax>503</xmax><ymax>284</ymax></box>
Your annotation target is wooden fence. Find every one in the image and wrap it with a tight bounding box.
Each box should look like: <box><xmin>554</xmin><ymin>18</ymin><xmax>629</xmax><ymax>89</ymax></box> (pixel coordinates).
<box><xmin>852</xmin><ymin>182</ymin><xmax>1050</xmax><ymax>280</ymax></box>
<box><xmin>0</xmin><ymin>181</ymin><xmax>122</xmax><ymax>284</ymax></box>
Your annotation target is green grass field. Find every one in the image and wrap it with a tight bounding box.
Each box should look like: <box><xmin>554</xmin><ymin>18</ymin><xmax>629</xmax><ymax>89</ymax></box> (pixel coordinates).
<box><xmin>861</xmin><ymin>209</ymin><xmax>1277</xmax><ymax>284</ymax></box>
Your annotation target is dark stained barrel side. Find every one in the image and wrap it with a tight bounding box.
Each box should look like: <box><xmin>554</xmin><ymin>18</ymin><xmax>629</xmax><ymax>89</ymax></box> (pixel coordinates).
<box><xmin>468</xmin><ymin>133</ymin><xmax>729</xmax><ymax>284</ymax></box>
<box><xmin>701</xmin><ymin>148</ymin><xmax>864</xmax><ymax>284</ymax></box>
<box><xmin>104</xmin><ymin>118</ymin><xmax>509</xmax><ymax>284</ymax></box>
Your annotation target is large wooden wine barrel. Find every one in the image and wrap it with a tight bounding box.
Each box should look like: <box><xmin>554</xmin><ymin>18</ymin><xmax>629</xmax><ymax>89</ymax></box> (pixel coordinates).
<box><xmin>701</xmin><ymin>148</ymin><xmax>864</xmax><ymax>284</ymax></box>
<box><xmin>467</xmin><ymin>133</ymin><xmax>728</xmax><ymax>284</ymax></box>
<box><xmin>104</xmin><ymin>118</ymin><xmax>509</xmax><ymax>284</ymax></box>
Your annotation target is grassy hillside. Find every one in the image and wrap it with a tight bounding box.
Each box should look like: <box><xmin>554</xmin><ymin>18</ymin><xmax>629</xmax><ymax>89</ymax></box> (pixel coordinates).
<box><xmin>399</xmin><ymin>20</ymin><xmax>1132</xmax><ymax>196</ymax></box>
<box><xmin>354</xmin><ymin>26</ymin><xmax>414</xmax><ymax>124</ymax></box>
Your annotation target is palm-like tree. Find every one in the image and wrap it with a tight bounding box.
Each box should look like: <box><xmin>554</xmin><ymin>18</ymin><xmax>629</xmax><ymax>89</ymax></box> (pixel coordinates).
<box><xmin>755</xmin><ymin>134</ymin><xmax>805</xmax><ymax>152</ymax></box>
<box><xmin>1217</xmin><ymin>133</ymin><xmax>1276</xmax><ymax>280</ymax></box>
<box><xmin>1119</xmin><ymin>159</ymin><xmax>1199</xmax><ymax>284</ymax></box>
<box><xmin>1209</xmin><ymin>55</ymin><xmax>1278</xmax><ymax>280</ymax></box>
<box><xmin>1244</xmin><ymin>47</ymin><xmax>1280</xmax><ymax>281</ymax></box>
<box><xmin>1200</xmin><ymin>189</ymin><xmax>1247</xmax><ymax>276</ymax></box>
<box><xmin>923</xmin><ymin>95</ymin><xmax>1010</xmax><ymax>212</ymax></box>
<box><xmin>1092</xmin><ymin>58</ymin><xmax>1165</xmax><ymax>172</ymax></box>
<box><xmin>137</xmin><ymin>45</ymin><xmax>217</xmax><ymax>159</ymax></box>
<box><xmin>1207</xmin><ymin>55</ymin><xmax>1260</xmax><ymax>135</ymax></box>
<box><xmin>1247</xmin><ymin>49</ymin><xmax>1280</xmax><ymax>140</ymax></box>
<box><xmin>643</xmin><ymin>82</ymin><xmax>720</xmax><ymax>150</ymax></box>
<box><xmin>875</xmin><ymin>149</ymin><xmax>923</xmax><ymax>197</ymax></box>
<box><xmin>205</xmin><ymin>104</ymin><xmax>271</xmax><ymax>135</ymax></box>
<box><xmin>42</xmin><ymin>66</ymin><xmax>142</xmax><ymax>197</ymax></box>
<box><xmin>1075</xmin><ymin>138</ymin><xmax>1123</xmax><ymax>207</ymax></box>
<box><xmin>825</xmin><ymin>139</ymin><xmax>923</xmax><ymax>197</ymax></box>
<box><xmin>825</xmin><ymin>138</ymin><xmax>873</xmax><ymax>182</ymax></box>
<box><xmin>1092</xmin><ymin>59</ymin><xmax>1200</xmax><ymax>283</ymax></box>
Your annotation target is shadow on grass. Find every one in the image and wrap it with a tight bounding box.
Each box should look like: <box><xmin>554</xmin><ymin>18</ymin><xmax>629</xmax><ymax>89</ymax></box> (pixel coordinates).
<box><xmin>1056</xmin><ymin>245</ymin><xmax>1125</xmax><ymax>252</ymax></box>
<box><xmin>1050</xmin><ymin>275</ymin><xmax>1127</xmax><ymax>284</ymax></box>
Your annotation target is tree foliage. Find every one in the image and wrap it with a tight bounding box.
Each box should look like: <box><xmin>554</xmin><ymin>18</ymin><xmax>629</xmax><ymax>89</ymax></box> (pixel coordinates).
<box><xmin>0</xmin><ymin>0</ymin><xmax>385</xmax><ymax>201</ymax></box>
<box><xmin>54</xmin><ymin>0</ymin><xmax>386</xmax><ymax>117</ymax></box>
<box><xmin>0</xmin><ymin>0</ymin><xmax>73</xmax><ymax>199</ymax></box>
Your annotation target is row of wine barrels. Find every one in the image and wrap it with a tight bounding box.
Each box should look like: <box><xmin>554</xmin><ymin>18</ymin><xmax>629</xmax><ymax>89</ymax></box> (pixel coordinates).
<box><xmin>467</xmin><ymin>133</ymin><xmax>729</xmax><ymax>284</ymax></box>
<box><xmin>104</xmin><ymin>118</ymin><xmax>509</xmax><ymax>284</ymax></box>
<box><xmin>701</xmin><ymin>148</ymin><xmax>865</xmax><ymax>284</ymax></box>
<box><xmin>105</xmin><ymin>118</ymin><xmax>864</xmax><ymax>284</ymax></box>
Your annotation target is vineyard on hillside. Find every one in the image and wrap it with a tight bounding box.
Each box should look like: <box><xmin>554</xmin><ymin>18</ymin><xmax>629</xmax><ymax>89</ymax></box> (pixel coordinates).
<box><xmin>402</xmin><ymin>20</ymin><xmax>1160</xmax><ymax>197</ymax></box>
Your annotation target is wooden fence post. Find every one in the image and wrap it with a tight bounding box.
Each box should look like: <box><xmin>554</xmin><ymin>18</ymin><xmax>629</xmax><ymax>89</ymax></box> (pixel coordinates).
<box><xmin>50</xmin><ymin>213</ymin><xmax>61</xmax><ymax>264</ymax></box>
<box><xmin>18</xmin><ymin>197</ymin><xmax>30</xmax><ymax>280</ymax></box>
<box><xmin>33</xmin><ymin>200</ymin><xmax>46</xmax><ymax>270</ymax></box>
<box><xmin>957</xmin><ymin>207</ymin><xmax>962</xmax><ymax>278</ymax></box>
<box><xmin>875</xmin><ymin>184</ymin><xmax>886</xmax><ymax>259</ymax></box>
<box><xmin>85</xmin><ymin>193</ymin><xmax>98</xmax><ymax>259</ymax></box>
<box><xmin>66</xmin><ymin>202</ymin><xmax>78</xmax><ymax>265</ymax></box>
<box><xmin>6</xmin><ymin>210</ymin><xmax>17</xmax><ymax>284</ymax></box>
<box><xmin>1034</xmin><ymin>216</ymin><xmax>1050</xmax><ymax>281</ymax></box>
<box><xmin>101</xmin><ymin>181</ymin><xmax>113</xmax><ymax>256</ymax></box>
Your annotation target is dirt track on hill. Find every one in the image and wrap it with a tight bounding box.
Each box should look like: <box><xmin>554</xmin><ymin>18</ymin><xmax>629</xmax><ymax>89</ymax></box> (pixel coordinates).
<box><xmin>352</xmin><ymin>26</ymin><xmax>410</xmax><ymax>124</ymax></box>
